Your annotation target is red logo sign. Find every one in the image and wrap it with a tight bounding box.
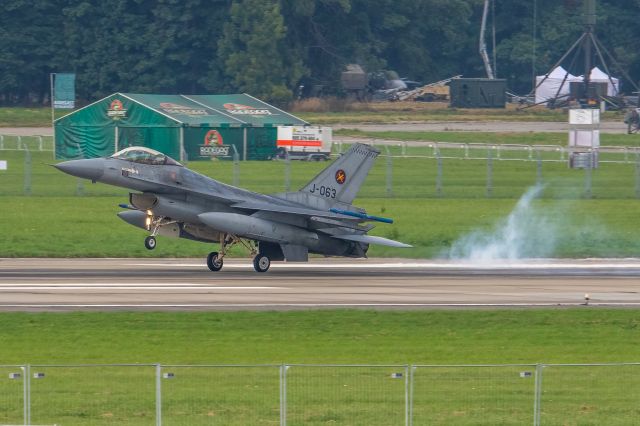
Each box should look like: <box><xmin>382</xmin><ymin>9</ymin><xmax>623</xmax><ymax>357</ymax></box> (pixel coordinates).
<box><xmin>204</xmin><ymin>130</ymin><xmax>224</xmax><ymax>146</ymax></box>
<box><xmin>110</xmin><ymin>99</ymin><xmax>123</xmax><ymax>110</ymax></box>
<box><xmin>335</xmin><ymin>169</ymin><xmax>346</xmax><ymax>185</ymax></box>
<box><xmin>107</xmin><ymin>99</ymin><xmax>127</xmax><ymax>120</ymax></box>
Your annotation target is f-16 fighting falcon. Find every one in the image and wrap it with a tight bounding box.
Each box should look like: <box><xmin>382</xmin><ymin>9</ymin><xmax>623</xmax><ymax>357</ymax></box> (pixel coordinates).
<box><xmin>55</xmin><ymin>143</ymin><xmax>411</xmax><ymax>272</ymax></box>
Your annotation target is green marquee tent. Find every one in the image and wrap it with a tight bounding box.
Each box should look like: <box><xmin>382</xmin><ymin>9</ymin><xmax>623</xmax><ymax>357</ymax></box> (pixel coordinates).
<box><xmin>54</xmin><ymin>93</ymin><xmax>309</xmax><ymax>161</ymax></box>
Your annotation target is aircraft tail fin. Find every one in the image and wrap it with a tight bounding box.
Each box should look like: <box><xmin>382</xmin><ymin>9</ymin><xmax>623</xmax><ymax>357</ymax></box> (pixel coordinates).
<box><xmin>300</xmin><ymin>143</ymin><xmax>379</xmax><ymax>206</ymax></box>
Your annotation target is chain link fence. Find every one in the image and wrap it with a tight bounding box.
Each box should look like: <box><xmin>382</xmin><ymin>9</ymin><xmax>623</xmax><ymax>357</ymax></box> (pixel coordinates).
<box><xmin>3</xmin><ymin>136</ymin><xmax>640</xmax><ymax>199</ymax></box>
<box><xmin>1</xmin><ymin>363</ymin><xmax>639</xmax><ymax>425</ymax></box>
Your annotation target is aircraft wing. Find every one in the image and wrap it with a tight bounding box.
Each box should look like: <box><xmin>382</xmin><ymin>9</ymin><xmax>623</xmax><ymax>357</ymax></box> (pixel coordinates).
<box><xmin>125</xmin><ymin>174</ymin><xmax>242</xmax><ymax>204</ymax></box>
<box><xmin>332</xmin><ymin>233</ymin><xmax>413</xmax><ymax>248</ymax></box>
<box><xmin>231</xmin><ymin>201</ymin><xmax>362</xmax><ymax>221</ymax></box>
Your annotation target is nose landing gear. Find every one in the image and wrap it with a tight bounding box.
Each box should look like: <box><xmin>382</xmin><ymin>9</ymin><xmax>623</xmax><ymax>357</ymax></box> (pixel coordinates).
<box><xmin>144</xmin><ymin>236</ymin><xmax>156</xmax><ymax>250</ymax></box>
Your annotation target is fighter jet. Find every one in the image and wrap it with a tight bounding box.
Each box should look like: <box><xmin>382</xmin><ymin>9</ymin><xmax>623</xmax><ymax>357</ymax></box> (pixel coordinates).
<box><xmin>54</xmin><ymin>143</ymin><xmax>411</xmax><ymax>272</ymax></box>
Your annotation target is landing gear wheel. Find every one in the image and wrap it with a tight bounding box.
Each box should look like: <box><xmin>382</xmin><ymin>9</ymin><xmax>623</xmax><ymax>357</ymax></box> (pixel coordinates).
<box><xmin>253</xmin><ymin>254</ymin><xmax>271</xmax><ymax>273</ymax></box>
<box><xmin>207</xmin><ymin>251</ymin><xmax>223</xmax><ymax>272</ymax></box>
<box><xmin>144</xmin><ymin>236</ymin><xmax>156</xmax><ymax>250</ymax></box>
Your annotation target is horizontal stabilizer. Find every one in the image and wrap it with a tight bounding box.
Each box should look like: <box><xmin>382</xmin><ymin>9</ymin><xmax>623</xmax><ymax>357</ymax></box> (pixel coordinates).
<box><xmin>332</xmin><ymin>234</ymin><xmax>412</xmax><ymax>248</ymax></box>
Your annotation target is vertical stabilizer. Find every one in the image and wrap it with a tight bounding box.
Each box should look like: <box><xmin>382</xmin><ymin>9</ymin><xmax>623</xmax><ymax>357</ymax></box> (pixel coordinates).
<box><xmin>300</xmin><ymin>143</ymin><xmax>379</xmax><ymax>206</ymax></box>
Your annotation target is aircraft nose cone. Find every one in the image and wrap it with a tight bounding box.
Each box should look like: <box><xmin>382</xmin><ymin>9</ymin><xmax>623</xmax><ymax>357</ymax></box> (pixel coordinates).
<box><xmin>54</xmin><ymin>159</ymin><xmax>105</xmax><ymax>181</ymax></box>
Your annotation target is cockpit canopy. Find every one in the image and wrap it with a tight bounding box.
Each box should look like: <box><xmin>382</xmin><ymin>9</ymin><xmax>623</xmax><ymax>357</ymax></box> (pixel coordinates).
<box><xmin>110</xmin><ymin>147</ymin><xmax>182</xmax><ymax>166</ymax></box>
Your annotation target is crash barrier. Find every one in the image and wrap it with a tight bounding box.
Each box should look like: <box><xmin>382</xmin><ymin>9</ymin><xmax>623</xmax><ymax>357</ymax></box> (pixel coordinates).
<box><xmin>1</xmin><ymin>363</ymin><xmax>638</xmax><ymax>425</ymax></box>
<box><xmin>4</xmin><ymin>138</ymin><xmax>640</xmax><ymax>198</ymax></box>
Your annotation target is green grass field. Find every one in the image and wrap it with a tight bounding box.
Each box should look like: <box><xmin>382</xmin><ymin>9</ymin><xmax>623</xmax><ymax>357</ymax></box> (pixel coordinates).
<box><xmin>1</xmin><ymin>310</ymin><xmax>640</xmax><ymax>425</ymax></box>
<box><xmin>335</xmin><ymin>128</ymin><xmax>640</xmax><ymax>147</ymax></box>
<box><xmin>2</xmin><ymin>149</ymin><xmax>640</xmax><ymax>257</ymax></box>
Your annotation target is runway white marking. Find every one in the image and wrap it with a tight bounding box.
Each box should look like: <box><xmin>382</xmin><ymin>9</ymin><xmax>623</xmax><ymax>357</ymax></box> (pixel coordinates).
<box><xmin>0</xmin><ymin>284</ymin><xmax>280</xmax><ymax>290</ymax></box>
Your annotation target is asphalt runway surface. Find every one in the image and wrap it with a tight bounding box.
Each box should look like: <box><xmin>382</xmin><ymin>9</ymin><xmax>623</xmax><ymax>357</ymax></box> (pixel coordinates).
<box><xmin>1</xmin><ymin>258</ymin><xmax>640</xmax><ymax>311</ymax></box>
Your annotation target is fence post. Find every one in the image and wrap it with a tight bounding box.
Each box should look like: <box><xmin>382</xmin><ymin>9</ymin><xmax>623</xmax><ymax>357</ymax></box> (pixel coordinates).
<box><xmin>533</xmin><ymin>364</ymin><xmax>543</xmax><ymax>426</ymax></box>
<box><xmin>408</xmin><ymin>366</ymin><xmax>415</xmax><ymax>426</ymax></box>
<box><xmin>280</xmin><ymin>365</ymin><xmax>288</xmax><ymax>426</ymax></box>
<box><xmin>23</xmin><ymin>147</ymin><xmax>31</xmax><ymax>196</ymax></box>
<box><xmin>284</xmin><ymin>151</ymin><xmax>291</xmax><ymax>192</ymax></box>
<box><xmin>404</xmin><ymin>365</ymin><xmax>410</xmax><ymax>426</ymax></box>
<box><xmin>401</xmin><ymin>142</ymin><xmax>407</xmax><ymax>157</ymax></box>
<box><xmin>584</xmin><ymin>156</ymin><xmax>592</xmax><ymax>199</ymax></box>
<box><xmin>536</xmin><ymin>151</ymin><xmax>543</xmax><ymax>186</ymax></box>
<box><xmin>232</xmin><ymin>145</ymin><xmax>240</xmax><ymax>186</ymax></box>
<box><xmin>0</xmin><ymin>134</ymin><xmax>3</xmax><ymax>150</ymax></box>
<box><xmin>26</xmin><ymin>364</ymin><xmax>31</xmax><ymax>426</ymax></box>
<box><xmin>17</xmin><ymin>135</ymin><xmax>22</xmax><ymax>150</ymax></box>
<box><xmin>435</xmin><ymin>150</ymin><xmax>443</xmax><ymax>197</ymax></box>
<box><xmin>384</xmin><ymin>146</ymin><xmax>393</xmax><ymax>197</ymax></box>
<box><xmin>155</xmin><ymin>364</ymin><xmax>162</xmax><ymax>426</ymax></box>
<box><xmin>636</xmin><ymin>154</ymin><xmax>640</xmax><ymax>199</ymax></box>
<box><xmin>38</xmin><ymin>136</ymin><xmax>43</xmax><ymax>151</ymax></box>
<box><xmin>486</xmin><ymin>149</ymin><xmax>493</xmax><ymax>198</ymax></box>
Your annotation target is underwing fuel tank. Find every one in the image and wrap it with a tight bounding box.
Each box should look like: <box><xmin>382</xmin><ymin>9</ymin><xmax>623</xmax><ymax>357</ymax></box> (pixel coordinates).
<box><xmin>117</xmin><ymin>210</ymin><xmax>221</xmax><ymax>242</ymax></box>
<box><xmin>198</xmin><ymin>212</ymin><xmax>318</xmax><ymax>245</ymax></box>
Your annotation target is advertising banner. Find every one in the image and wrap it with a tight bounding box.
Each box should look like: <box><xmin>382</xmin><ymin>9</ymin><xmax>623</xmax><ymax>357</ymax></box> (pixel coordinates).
<box><xmin>53</xmin><ymin>73</ymin><xmax>76</xmax><ymax>109</ymax></box>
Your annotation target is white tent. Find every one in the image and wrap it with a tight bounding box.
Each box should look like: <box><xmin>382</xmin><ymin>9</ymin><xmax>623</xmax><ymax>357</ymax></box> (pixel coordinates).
<box><xmin>585</xmin><ymin>67</ymin><xmax>620</xmax><ymax>96</ymax></box>
<box><xmin>535</xmin><ymin>66</ymin><xmax>580</xmax><ymax>104</ymax></box>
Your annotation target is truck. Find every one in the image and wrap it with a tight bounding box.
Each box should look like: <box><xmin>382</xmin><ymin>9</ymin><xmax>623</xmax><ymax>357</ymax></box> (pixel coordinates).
<box><xmin>275</xmin><ymin>126</ymin><xmax>333</xmax><ymax>161</ymax></box>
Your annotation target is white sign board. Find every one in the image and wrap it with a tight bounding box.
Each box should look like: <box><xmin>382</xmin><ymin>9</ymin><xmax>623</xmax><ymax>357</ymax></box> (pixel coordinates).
<box><xmin>0</xmin><ymin>160</ymin><xmax>7</xmax><ymax>170</ymax></box>
<box><xmin>569</xmin><ymin>109</ymin><xmax>600</xmax><ymax>125</ymax></box>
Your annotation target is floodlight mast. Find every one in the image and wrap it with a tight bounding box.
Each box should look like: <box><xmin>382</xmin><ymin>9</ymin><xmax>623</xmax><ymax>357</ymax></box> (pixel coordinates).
<box><xmin>479</xmin><ymin>0</ymin><xmax>495</xmax><ymax>79</ymax></box>
<box><xmin>583</xmin><ymin>0</ymin><xmax>596</xmax><ymax>100</ymax></box>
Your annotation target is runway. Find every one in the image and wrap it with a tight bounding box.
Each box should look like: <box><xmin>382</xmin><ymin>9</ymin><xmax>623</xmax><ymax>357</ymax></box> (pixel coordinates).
<box><xmin>2</xmin><ymin>258</ymin><xmax>640</xmax><ymax>311</ymax></box>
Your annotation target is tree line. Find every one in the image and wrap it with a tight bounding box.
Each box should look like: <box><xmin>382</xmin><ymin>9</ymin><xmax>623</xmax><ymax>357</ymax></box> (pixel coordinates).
<box><xmin>1</xmin><ymin>0</ymin><xmax>639</xmax><ymax>106</ymax></box>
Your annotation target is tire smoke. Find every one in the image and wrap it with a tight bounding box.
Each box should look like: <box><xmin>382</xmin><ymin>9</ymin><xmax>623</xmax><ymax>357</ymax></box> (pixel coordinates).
<box><xmin>448</xmin><ymin>184</ymin><xmax>558</xmax><ymax>262</ymax></box>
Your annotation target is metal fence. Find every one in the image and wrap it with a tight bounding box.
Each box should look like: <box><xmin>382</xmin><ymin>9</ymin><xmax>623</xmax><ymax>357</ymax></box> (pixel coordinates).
<box><xmin>1</xmin><ymin>363</ymin><xmax>639</xmax><ymax>425</ymax></box>
<box><xmin>3</xmin><ymin>135</ymin><xmax>640</xmax><ymax>199</ymax></box>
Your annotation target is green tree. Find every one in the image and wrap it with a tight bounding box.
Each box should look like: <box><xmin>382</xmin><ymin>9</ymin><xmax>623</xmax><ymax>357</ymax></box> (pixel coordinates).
<box><xmin>218</xmin><ymin>0</ymin><xmax>306</xmax><ymax>103</ymax></box>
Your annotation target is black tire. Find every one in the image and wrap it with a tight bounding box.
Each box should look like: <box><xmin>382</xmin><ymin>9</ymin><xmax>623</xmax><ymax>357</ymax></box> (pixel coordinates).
<box><xmin>207</xmin><ymin>251</ymin><xmax>223</xmax><ymax>272</ymax></box>
<box><xmin>253</xmin><ymin>253</ymin><xmax>271</xmax><ymax>273</ymax></box>
<box><xmin>144</xmin><ymin>236</ymin><xmax>156</xmax><ymax>250</ymax></box>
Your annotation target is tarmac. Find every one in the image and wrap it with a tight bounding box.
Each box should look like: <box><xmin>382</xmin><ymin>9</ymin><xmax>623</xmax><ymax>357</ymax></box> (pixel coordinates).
<box><xmin>2</xmin><ymin>258</ymin><xmax>640</xmax><ymax>311</ymax></box>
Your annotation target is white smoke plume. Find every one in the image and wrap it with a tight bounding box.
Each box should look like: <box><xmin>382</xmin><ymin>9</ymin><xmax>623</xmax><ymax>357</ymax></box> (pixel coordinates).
<box><xmin>448</xmin><ymin>184</ymin><xmax>560</xmax><ymax>262</ymax></box>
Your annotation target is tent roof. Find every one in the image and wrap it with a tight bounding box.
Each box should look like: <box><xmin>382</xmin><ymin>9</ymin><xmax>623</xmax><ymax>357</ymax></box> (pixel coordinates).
<box><xmin>56</xmin><ymin>93</ymin><xmax>309</xmax><ymax>127</ymax></box>
<box><xmin>588</xmin><ymin>67</ymin><xmax>619</xmax><ymax>82</ymax></box>
<box><xmin>538</xmin><ymin>66</ymin><xmax>578</xmax><ymax>80</ymax></box>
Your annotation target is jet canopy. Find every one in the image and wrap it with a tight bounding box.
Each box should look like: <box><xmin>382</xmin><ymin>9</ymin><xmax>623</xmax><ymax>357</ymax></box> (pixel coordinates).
<box><xmin>111</xmin><ymin>147</ymin><xmax>182</xmax><ymax>166</ymax></box>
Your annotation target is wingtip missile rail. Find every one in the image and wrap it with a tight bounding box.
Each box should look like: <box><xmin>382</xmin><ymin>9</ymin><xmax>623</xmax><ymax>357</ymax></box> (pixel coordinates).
<box><xmin>329</xmin><ymin>208</ymin><xmax>394</xmax><ymax>224</ymax></box>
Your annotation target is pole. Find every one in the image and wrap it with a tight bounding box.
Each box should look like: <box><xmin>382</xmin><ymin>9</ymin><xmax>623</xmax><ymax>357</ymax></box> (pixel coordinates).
<box><xmin>486</xmin><ymin>149</ymin><xmax>493</xmax><ymax>198</ymax></box>
<box><xmin>584</xmin><ymin>156</ymin><xmax>592</xmax><ymax>198</ymax></box>
<box><xmin>436</xmin><ymin>151</ymin><xmax>443</xmax><ymax>197</ymax></box>
<box><xmin>635</xmin><ymin>154</ymin><xmax>640</xmax><ymax>199</ymax></box>
<box><xmin>50</xmin><ymin>73</ymin><xmax>56</xmax><ymax>160</ymax></box>
<box><xmin>536</xmin><ymin>151</ymin><xmax>543</xmax><ymax>186</ymax></box>
<box><xmin>284</xmin><ymin>150</ymin><xmax>291</xmax><ymax>192</ymax></box>
<box><xmin>179</xmin><ymin>126</ymin><xmax>185</xmax><ymax>162</ymax></box>
<box><xmin>533</xmin><ymin>364</ymin><xmax>543</xmax><ymax>426</ymax></box>
<box><xmin>23</xmin><ymin>147</ymin><xmax>31</xmax><ymax>196</ymax></box>
<box><xmin>243</xmin><ymin>127</ymin><xmax>248</xmax><ymax>161</ymax></box>
<box><xmin>155</xmin><ymin>364</ymin><xmax>162</xmax><ymax>426</ymax></box>
<box><xmin>384</xmin><ymin>146</ymin><xmax>393</xmax><ymax>197</ymax></box>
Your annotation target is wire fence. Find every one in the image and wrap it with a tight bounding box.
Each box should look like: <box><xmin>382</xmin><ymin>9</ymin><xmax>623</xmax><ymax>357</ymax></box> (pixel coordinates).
<box><xmin>3</xmin><ymin>136</ymin><xmax>640</xmax><ymax>199</ymax></box>
<box><xmin>1</xmin><ymin>363</ymin><xmax>639</xmax><ymax>425</ymax></box>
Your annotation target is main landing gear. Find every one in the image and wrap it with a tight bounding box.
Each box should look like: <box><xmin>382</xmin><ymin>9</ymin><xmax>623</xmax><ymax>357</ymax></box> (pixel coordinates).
<box><xmin>206</xmin><ymin>234</ymin><xmax>271</xmax><ymax>273</ymax></box>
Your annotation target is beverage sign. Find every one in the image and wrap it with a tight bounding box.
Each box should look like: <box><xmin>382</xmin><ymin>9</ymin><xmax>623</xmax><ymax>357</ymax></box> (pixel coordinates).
<box><xmin>200</xmin><ymin>130</ymin><xmax>231</xmax><ymax>157</ymax></box>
